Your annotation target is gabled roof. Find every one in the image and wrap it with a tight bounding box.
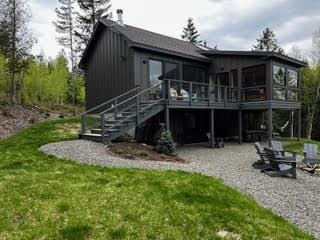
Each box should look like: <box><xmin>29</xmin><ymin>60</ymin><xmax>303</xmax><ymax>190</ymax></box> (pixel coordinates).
<box><xmin>79</xmin><ymin>19</ymin><xmax>210</xmax><ymax>68</ymax></box>
<box><xmin>200</xmin><ymin>50</ymin><xmax>307</xmax><ymax>67</ymax></box>
<box><xmin>79</xmin><ymin>19</ymin><xmax>307</xmax><ymax>69</ymax></box>
<box><xmin>100</xmin><ymin>19</ymin><xmax>210</xmax><ymax>61</ymax></box>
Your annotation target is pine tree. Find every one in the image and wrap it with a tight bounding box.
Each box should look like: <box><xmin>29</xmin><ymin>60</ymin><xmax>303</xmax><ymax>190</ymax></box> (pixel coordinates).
<box><xmin>1</xmin><ymin>0</ymin><xmax>34</xmax><ymax>104</ymax></box>
<box><xmin>155</xmin><ymin>130</ymin><xmax>176</xmax><ymax>155</ymax></box>
<box><xmin>75</xmin><ymin>0</ymin><xmax>111</xmax><ymax>54</ymax></box>
<box><xmin>253</xmin><ymin>27</ymin><xmax>284</xmax><ymax>54</ymax></box>
<box><xmin>53</xmin><ymin>0</ymin><xmax>77</xmax><ymax>114</ymax></box>
<box><xmin>181</xmin><ymin>18</ymin><xmax>202</xmax><ymax>44</ymax></box>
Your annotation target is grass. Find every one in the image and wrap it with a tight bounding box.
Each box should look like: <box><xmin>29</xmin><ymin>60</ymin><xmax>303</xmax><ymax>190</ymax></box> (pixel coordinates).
<box><xmin>0</xmin><ymin>119</ymin><xmax>315</xmax><ymax>240</ymax></box>
<box><xmin>278</xmin><ymin>137</ymin><xmax>320</xmax><ymax>154</ymax></box>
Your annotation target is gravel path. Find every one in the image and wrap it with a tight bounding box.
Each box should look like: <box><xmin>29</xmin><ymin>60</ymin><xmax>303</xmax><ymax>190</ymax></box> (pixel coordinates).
<box><xmin>40</xmin><ymin>140</ymin><xmax>320</xmax><ymax>239</ymax></box>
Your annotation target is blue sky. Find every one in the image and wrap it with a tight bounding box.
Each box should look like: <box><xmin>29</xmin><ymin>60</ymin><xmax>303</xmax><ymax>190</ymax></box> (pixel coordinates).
<box><xmin>30</xmin><ymin>0</ymin><xmax>320</xmax><ymax>59</ymax></box>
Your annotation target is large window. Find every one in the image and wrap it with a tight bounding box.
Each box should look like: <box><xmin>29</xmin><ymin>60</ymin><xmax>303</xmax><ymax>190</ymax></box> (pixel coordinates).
<box><xmin>183</xmin><ymin>65</ymin><xmax>207</xmax><ymax>83</ymax></box>
<box><xmin>273</xmin><ymin>65</ymin><xmax>286</xmax><ymax>85</ymax></box>
<box><xmin>164</xmin><ymin>62</ymin><xmax>178</xmax><ymax>79</ymax></box>
<box><xmin>216</xmin><ymin>72</ymin><xmax>229</xmax><ymax>85</ymax></box>
<box><xmin>273</xmin><ymin>87</ymin><xmax>286</xmax><ymax>101</ymax></box>
<box><xmin>242</xmin><ymin>65</ymin><xmax>266</xmax><ymax>87</ymax></box>
<box><xmin>288</xmin><ymin>69</ymin><xmax>298</xmax><ymax>87</ymax></box>
<box><xmin>272</xmin><ymin>64</ymin><xmax>299</xmax><ymax>102</ymax></box>
<box><xmin>149</xmin><ymin>60</ymin><xmax>163</xmax><ymax>86</ymax></box>
<box><xmin>230</xmin><ymin>69</ymin><xmax>238</xmax><ymax>87</ymax></box>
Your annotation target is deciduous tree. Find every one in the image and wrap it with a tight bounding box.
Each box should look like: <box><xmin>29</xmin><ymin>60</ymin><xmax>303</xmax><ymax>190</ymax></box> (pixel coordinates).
<box><xmin>1</xmin><ymin>0</ymin><xmax>35</xmax><ymax>104</ymax></box>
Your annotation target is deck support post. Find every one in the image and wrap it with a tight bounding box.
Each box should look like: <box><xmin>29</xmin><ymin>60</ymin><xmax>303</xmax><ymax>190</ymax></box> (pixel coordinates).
<box><xmin>210</xmin><ymin>109</ymin><xmax>215</xmax><ymax>148</ymax></box>
<box><xmin>297</xmin><ymin>108</ymin><xmax>301</xmax><ymax>141</ymax></box>
<box><xmin>289</xmin><ymin>110</ymin><xmax>294</xmax><ymax>138</ymax></box>
<box><xmin>267</xmin><ymin>107</ymin><xmax>273</xmax><ymax>146</ymax></box>
<box><xmin>238</xmin><ymin>109</ymin><xmax>243</xmax><ymax>144</ymax></box>
<box><xmin>165</xmin><ymin>107</ymin><xmax>170</xmax><ymax>132</ymax></box>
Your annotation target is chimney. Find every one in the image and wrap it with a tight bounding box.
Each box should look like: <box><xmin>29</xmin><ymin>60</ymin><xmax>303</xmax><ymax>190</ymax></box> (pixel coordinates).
<box><xmin>117</xmin><ymin>9</ymin><xmax>124</xmax><ymax>26</ymax></box>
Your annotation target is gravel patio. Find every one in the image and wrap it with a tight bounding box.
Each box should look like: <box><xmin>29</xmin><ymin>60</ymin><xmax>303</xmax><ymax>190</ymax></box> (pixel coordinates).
<box><xmin>40</xmin><ymin>140</ymin><xmax>320</xmax><ymax>239</ymax></box>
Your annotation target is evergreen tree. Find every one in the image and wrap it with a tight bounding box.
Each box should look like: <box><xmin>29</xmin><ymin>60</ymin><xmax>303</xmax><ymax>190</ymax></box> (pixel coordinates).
<box><xmin>53</xmin><ymin>0</ymin><xmax>77</xmax><ymax>68</ymax></box>
<box><xmin>181</xmin><ymin>18</ymin><xmax>202</xmax><ymax>44</ymax></box>
<box><xmin>253</xmin><ymin>27</ymin><xmax>284</xmax><ymax>54</ymax></box>
<box><xmin>53</xmin><ymin>0</ymin><xmax>77</xmax><ymax>114</ymax></box>
<box><xmin>0</xmin><ymin>0</ymin><xmax>35</xmax><ymax>104</ymax></box>
<box><xmin>155</xmin><ymin>130</ymin><xmax>176</xmax><ymax>155</ymax></box>
<box><xmin>75</xmin><ymin>0</ymin><xmax>111</xmax><ymax>54</ymax></box>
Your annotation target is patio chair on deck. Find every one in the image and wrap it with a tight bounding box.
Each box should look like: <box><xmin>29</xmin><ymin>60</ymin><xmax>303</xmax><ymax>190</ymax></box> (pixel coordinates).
<box><xmin>263</xmin><ymin>147</ymin><xmax>297</xmax><ymax>179</ymax></box>
<box><xmin>253</xmin><ymin>142</ymin><xmax>271</xmax><ymax>170</ymax></box>
<box><xmin>303</xmin><ymin>143</ymin><xmax>319</xmax><ymax>168</ymax></box>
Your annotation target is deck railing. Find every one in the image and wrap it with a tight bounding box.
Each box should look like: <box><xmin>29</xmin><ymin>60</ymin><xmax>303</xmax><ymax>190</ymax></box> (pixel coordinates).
<box><xmin>165</xmin><ymin>79</ymin><xmax>239</xmax><ymax>104</ymax></box>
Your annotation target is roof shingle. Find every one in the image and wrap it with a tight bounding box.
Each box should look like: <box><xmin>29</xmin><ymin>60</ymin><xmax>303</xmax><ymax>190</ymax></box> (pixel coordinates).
<box><xmin>101</xmin><ymin>19</ymin><xmax>210</xmax><ymax>61</ymax></box>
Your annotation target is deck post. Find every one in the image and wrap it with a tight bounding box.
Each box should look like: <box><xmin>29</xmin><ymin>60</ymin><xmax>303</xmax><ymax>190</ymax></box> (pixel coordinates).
<box><xmin>101</xmin><ymin>113</ymin><xmax>105</xmax><ymax>143</ymax></box>
<box><xmin>267</xmin><ymin>107</ymin><xmax>273</xmax><ymax>145</ymax></box>
<box><xmin>81</xmin><ymin>113</ymin><xmax>86</xmax><ymax>134</ymax></box>
<box><xmin>289</xmin><ymin>110</ymin><xmax>294</xmax><ymax>138</ymax></box>
<box><xmin>210</xmin><ymin>109</ymin><xmax>215</xmax><ymax>148</ymax></box>
<box><xmin>189</xmin><ymin>82</ymin><xmax>192</xmax><ymax>106</ymax></box>
<box><xmin>167</xmin><ymin>80</ymin><xmax>171</xmax><ymax>105</ymax></box>
<box><xmin>297</xmin><ymin>108</ymin><xmax>301</xmax><ymax>141</ymax></box>
<box><xmin>136</xmin><ymin>96</ymin><xmax>140</xmax><ymax>124</ymax></box>
<box><xmin>165</xmin><ymin>107</ymin><xmax>170</xmax><ymax>132</ymax></box>
<box><xmin>238</xmin><ymin>109</ymin><xmax>243</xmax><ymax>144</ymax></box>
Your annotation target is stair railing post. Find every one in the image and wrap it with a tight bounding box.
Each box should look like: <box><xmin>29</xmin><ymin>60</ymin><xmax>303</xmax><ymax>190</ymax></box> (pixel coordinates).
<box><xmin>224</xmin><ymin>87</ymin><xmax>228</xmax><ymax>102</ymax></box>
<box><xmin>189</xmin><ymin>82</ymin><xmax>192</xmax><ymax>106</ymax></box>
<box><xmin>136</xmin><ymin>95</ymin><xmax>140</xmax><ymax>124</ymax></box>
<box><xmin>114</xmin><ymin>99</ymin><xmax>118</xmax><ymax>119</ymax></box>
<box><xmin>81</xmin><ymin>113</ymin><xmax>86</xmax><ymax>134</ymax></box>
<box><xmin>101</xmin><ymin>113</ymin><xmax>105</xmax><ymax>143</ymax></box>
<box><xmin>162</xmin><ymin>80</ymin><xmax>166</xmax><ymax>100</ymax></box>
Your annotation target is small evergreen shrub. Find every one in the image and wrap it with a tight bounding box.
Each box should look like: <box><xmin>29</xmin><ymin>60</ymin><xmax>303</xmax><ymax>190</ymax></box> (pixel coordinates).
<box><xmin>155</xmin><ymin>130</ymin><xmax>175</xmax><ymax>155</ymax></box>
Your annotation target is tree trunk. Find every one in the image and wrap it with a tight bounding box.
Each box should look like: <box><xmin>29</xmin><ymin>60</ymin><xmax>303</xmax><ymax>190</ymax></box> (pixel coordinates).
<box><xmin>68</xmin><ymin>0</ymin><xmax>76</xmax><ymax>116</ymax></box>
<box><xmin>10</xmin><ymin>0</ymin><xmax>17</xmax><ymax>105</ymax></box>
<box><xmin>306</xmin><ymin>119</ymin><xmax>313</xmax><ymax>139</ymax></box>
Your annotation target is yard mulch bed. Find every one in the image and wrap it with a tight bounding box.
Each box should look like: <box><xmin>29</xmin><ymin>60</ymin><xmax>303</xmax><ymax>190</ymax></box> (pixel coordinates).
<box><xmin>106</xmin><ymin>141</ymin><xmax>188</xmax><ymax>163</ymax></box>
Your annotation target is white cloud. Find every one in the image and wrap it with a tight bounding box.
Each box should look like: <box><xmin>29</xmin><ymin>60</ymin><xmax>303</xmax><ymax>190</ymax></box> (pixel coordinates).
<box><xmin>29</xmin><ymin>0</ymin><xmax>61</xmax><ymax>59</ymax></box>
<box><xmin>29</xmin><ymin>0</ymin><xmax>319</xmax><ymax>60</ymax></box>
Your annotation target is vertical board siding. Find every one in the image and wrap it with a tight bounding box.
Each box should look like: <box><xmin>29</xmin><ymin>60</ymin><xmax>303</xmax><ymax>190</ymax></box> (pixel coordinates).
<box><xmin>84</xmin><ymin>27</ymin><xmax>134</xmax><ymax>110</ymax></box>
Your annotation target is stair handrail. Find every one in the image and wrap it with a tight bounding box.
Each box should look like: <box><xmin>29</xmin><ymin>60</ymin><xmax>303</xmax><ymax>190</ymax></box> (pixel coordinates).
<box><xmin>81</xmin><ymin>86</ymin><xmax>140</xmax><ymax>116</ymax></box>
<box><xmin>99</xmin><ymin>82</ymin><xmax>163</xmax><ymax>115</ymax></box>
<box><xmin>81</xmin><ymin>86</ymin><xmax>140</xmax><ymax>134</ymax></box>
<box><xmin>100</xmin><ymin>82</ymin><xmax>164</xmax><ymax>142</ymax></box>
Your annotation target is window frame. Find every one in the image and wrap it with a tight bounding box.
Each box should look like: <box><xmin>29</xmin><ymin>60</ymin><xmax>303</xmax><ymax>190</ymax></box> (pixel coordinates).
<box><xmin>272</xmin><ymin>62</ymin><xmax>300</xmax><ymax>102</ymax></box>
<box><xmin>182</xmin><ymin>64</ymin><xmax>208</xmax><ymax>83</ymax></box>
<box><xmin>242</xmin><ymin>64</ymin><xmax>267</xmax><ymax>88</ymax></box>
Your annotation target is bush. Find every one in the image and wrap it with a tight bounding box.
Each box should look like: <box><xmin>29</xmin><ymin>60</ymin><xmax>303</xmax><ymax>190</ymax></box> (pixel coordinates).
<box><xmin>155</xmin><ymin>130</ymin><xmax>175</xmax><ymax>155</ymax></box>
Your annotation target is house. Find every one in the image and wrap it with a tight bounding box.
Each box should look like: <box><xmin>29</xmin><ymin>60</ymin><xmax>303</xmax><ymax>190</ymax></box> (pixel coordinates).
<box><xmin>79</xmin><ymin>9</ymin><xmax>307</xmax><ymax>147</ymax></box>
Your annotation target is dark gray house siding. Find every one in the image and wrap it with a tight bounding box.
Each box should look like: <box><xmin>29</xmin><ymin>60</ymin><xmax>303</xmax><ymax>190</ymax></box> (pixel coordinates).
<box><xmin>82</xmin><ymin>26</ymin><xmax>134</xmax><ymax>110</ymax></box>
<box><xmin>133</xmin><ymin>48</ymin><xmax>210</xmax><ymax>89</ymax></box>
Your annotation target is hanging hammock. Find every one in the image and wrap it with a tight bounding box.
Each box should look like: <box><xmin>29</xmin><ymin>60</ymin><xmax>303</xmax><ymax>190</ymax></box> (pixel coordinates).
<box><xmin>274</xmin><ymin>121</ymin><xmax>290</xmax><ymax>134</ymax></box>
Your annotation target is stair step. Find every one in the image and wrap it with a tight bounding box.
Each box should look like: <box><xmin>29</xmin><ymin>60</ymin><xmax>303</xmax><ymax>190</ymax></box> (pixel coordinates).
<box><xmin>91</xmin><ymin>128</ymin><xmax>121</xmax><ymax>134</ymax></box>
<box><xmin>106</xmin><ymin>119</ymin><xmax>134</xmax><ymax>124</ymax></box>
<box><xmin>81</xmin><ymin>133</ymin><xmax>108</xmax><ymax>142</ymax></box>
<box><xmin>106</xmin><ymin>129</ymin><xmax>121</xmax><ymax>132</ymax></box>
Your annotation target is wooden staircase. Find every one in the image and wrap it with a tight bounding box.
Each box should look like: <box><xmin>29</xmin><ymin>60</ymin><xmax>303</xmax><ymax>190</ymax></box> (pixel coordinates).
<box><xmin>80</xmin><ymin>83</ymin><xmax>165</xmax><ymax>143</ymax></box>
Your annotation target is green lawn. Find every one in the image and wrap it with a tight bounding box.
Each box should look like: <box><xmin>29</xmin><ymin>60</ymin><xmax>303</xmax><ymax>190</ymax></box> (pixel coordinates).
<box><xmin>0</xmin><ymin>119</ymin><xmax>315</xmax><ymax>240</ymax></box>
<box><xmin>279</xmin><ymin>137</ymin><xmax>320</xmax><ymax>154</ymax></box>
